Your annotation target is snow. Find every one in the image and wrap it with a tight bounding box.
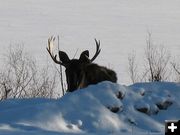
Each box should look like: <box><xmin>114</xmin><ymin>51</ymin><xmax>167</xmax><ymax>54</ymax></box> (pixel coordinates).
<box><xmin>0</xmin><ymin>0</ymin><xmax>180</xmax><ymax>134</ymax></box>
<box><xmin>0</xmin><ymin>81</ymin><xmax>179</xmax><ymax>135</ymax></box>
<box><xmin>0</xmin><ymin>0</ymin><xmax>180</xmax><ymax>84</ymax></box>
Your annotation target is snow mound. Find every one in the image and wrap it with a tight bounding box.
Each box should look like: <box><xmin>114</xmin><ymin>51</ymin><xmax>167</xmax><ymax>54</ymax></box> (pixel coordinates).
<box><xmin>0</xmin><ymin>81</ymin><xmax>179</xmax><ymax>135</ymax></box>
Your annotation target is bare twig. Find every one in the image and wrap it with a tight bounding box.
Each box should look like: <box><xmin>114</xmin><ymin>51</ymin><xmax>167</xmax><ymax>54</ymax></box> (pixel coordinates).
<box><xmin>57</xmin><ymin>35</ymin><xmax>65</xmax><ymax>96</ymax></box>
<box><xmin>128</xmin><ymin>52</ymin><xmax>139</xmax><ymax>83</ymax></box>
<box><xmin>171</xmin><ymin>62</ymin><xmax>180</xmax><ymax>75</ymax></box>
<box><xmin>73</xmin><ymin>48</ymin><xmax>79</xmax><ymax>59</ymax></box>
<box><xmin>144</xmin><ymin>32</ymin><xmax>170</xmax><ymax>82</ymax></box>
<box><xmin>0</xmin><ymin>45</ymin><xmax>58</xmax><ymax>100</ymax></box>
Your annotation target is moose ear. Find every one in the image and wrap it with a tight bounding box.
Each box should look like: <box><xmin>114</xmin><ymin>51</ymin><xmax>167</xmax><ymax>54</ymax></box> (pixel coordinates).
<box><xmin>59</xmin><ymin>51</ymin><xmax>70</xmax><ymax>66</ymax></box>
<box><xmin>80</xmin><ymin>50</ymin><xmax>89</xmax><ymax>57</ymax></box>
<box><xmin>79</xmin><ymin>50</ymin><xmax>90</xmax><ymax>63</ymax></box>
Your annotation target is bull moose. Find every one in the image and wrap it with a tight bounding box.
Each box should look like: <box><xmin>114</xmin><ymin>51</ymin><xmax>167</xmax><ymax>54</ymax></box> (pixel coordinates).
<box><xmin>47</xmin><ymin>37</ymin><xmax>117</xmax><ymax>92</ymax></box>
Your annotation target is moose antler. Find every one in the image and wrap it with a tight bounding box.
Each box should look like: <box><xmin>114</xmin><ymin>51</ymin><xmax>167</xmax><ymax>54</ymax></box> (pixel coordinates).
<box><xmin>90</xmin><ymin>39</ymin><xmax>101</xmax><ymax>62</ymax></box>
<box><xmin>46</xmin><ymin>36</ymin><xmax>62</xmax><ymax>65</ymax></box>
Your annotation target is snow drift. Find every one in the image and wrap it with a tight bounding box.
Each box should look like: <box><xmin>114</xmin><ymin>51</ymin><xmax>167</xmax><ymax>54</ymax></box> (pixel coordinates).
<box><xmin>0</xmin><ymin>81</ymin><xmax>179</xmax><ymax>135</ymax></box>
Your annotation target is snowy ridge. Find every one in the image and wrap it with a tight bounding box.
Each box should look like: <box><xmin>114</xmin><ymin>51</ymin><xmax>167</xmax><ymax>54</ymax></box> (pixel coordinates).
<box><xmin>0</xmin><ymin>81</ymin><xmax>180</xmax><ymax>135</ymax></box>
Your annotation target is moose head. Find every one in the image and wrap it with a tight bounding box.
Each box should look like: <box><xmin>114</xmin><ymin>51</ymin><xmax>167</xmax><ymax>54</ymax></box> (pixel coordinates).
<box><xmin>47</xmin><ymin>37</ymin><xmax>117</xmax><ymax>92</ymax></box>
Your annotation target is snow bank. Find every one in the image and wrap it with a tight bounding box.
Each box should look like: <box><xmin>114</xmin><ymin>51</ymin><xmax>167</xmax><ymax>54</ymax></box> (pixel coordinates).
<box><xmin>0</xmin><ymin>81</ymin><xmax>179</xmax><ymax>135</ymax></box>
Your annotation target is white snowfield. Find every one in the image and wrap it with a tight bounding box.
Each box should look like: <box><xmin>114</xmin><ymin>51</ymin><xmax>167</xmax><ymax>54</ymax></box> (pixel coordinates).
<box><xmin>0</xmin><ymin>81</ymin><xmax>179</xmax><ymax>135</ymax></box>
<box><xmin>0</xmin><ymin>0</ymin><xmax>180</xmax><ymax>84</ymax></box>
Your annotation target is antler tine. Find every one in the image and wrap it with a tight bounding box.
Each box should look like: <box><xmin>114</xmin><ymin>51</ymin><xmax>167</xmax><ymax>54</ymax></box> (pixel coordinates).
<box><xmin>90</xmin><ymin>38</ymin><xmax>101</xmax><ymax>62</ymax></box>
<box><xmin>46</xmin><ymin>36</ymin><xmax>62</xmax><ymax>65</ymax></box>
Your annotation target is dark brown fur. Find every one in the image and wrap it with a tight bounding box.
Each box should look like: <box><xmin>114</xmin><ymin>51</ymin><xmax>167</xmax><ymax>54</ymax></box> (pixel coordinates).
<box><xmin>78</xmin><ymin>63</ymin><xmax>117</xmax><ymax>89</ymax></box>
